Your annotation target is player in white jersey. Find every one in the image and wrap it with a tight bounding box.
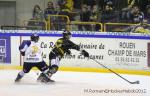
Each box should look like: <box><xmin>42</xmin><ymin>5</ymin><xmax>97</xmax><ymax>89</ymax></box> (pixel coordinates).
<box><xmin>15</xmin><ymin>34</ymin><xmax>50</xmax><ymax>82</ymax></box>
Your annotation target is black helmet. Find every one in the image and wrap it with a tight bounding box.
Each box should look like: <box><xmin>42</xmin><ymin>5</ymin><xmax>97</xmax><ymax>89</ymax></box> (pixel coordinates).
<box><xmin>63</xmin><ymin>30</ymin><xmax>71</xmax><ymax>39</ymax></box>
<box><xmin>31</xmin><ymin>34</ymin><xmax>39</xmax><ymax>42</ymax></box>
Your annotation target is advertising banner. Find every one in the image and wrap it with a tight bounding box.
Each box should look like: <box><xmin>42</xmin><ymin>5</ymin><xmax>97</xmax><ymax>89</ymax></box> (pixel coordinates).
<box><xmin>20</xmin><ymin>36</ymin><xmax>149</xmax><ymax>71</ymax></box>
<box><xmin>0</xmin><ymin>36</ymin><xmax>11</xmax><ymax>63</ymax></box>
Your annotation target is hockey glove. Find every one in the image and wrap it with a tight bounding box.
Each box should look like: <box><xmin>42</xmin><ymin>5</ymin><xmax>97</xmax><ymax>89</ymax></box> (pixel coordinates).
<box><xmin>20</xmin><ymin>52</ymin><xmax>25</xmax><ymax>56</ymax></box>
<box><xmin>81</xmin><ymin>50</ymin><xmax>89</xmax><ymax>57</ymax></box>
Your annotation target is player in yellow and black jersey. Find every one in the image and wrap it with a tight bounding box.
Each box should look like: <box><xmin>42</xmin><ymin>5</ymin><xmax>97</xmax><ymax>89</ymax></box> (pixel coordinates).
<box><xmin>37</xmin><ymin>30</ymin><xmax>89</xmax><ymax>83</ymax></box>
<box><xmin>51</xmin><ymin>31</ymin><xmax>80</xmax><ymax>58</ymax></box>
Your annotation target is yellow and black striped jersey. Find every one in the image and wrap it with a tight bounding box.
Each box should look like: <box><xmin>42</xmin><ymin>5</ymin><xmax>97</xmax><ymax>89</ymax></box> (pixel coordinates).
<box><xmin>52</xmin><ymin>38</ymin><xmax>80</xmax><ymax>58</ymax></box>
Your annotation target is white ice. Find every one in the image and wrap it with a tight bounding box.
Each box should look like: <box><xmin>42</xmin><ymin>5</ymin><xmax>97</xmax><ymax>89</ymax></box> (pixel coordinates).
<box><xmin>0</xmin><ymin>70</ymin><xmax>149</xmax><ymax>96</ymax></box>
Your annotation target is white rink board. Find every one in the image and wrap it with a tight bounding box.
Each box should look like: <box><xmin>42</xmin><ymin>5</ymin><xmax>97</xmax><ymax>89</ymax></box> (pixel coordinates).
<box><xmin>0</xmin><ymin>30</ymin><xmax>150</xmax><ymax>71</ymax></box>
<box><xmin>21</xmin><ymin>36</ymin><xmax>148</xmax><ymax>70</ymax></box>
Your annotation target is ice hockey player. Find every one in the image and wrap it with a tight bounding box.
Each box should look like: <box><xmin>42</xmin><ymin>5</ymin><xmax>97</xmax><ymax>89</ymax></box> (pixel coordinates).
<box><xmin>15</xmin><ymin>34</ymin><xmax>50</xmax><ymax>82</ymax></box>
<box><xmin>37</xmin><ymin>30</ymin><xmax>89</xmax><ymax>83</ymax></box>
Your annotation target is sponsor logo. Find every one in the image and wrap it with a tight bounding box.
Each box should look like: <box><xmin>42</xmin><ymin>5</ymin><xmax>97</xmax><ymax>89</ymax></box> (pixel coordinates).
<box><xmin>0</xmin><ymin>39</ymin><xmax>6</xmax><ymax>62</ymax></box>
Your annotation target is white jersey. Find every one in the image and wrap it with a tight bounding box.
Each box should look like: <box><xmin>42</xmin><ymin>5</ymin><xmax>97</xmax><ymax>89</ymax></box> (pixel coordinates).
<box><xmin>20</xmin><ymin>41</ymin><xmax>43</xmax><ymax>63</ymax></box>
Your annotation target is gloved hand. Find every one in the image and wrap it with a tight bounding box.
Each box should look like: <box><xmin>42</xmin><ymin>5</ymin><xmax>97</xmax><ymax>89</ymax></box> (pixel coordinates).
<box><xmin>20</xmin><ymin>52</ymin><xmax>25</xmax><ymax>56</ymax></box>
<box><xmin>81</xmin><ymin>50</ymin><xmax>89</xmax><ymax>57</ymax></box>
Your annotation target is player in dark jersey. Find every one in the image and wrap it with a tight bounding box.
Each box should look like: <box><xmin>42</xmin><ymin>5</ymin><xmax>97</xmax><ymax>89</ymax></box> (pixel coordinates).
<box><xmin>37</xmin><ymin>30</ymin><xmax>89</xmax><ymax>83</ymax></box>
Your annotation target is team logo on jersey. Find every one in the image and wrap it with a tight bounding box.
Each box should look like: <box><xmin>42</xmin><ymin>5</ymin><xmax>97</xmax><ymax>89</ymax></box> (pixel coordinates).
<box><xmin>32</xmin><ymin>46</ymin><xmax>39</xmax><ymax>54</ymax></box>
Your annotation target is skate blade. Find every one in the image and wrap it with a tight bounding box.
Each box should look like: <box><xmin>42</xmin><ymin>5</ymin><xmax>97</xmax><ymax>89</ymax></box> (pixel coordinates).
<box><xmin>37</xmin><ymin>80</ymin><xmax>55</xmax><ymax>84</ymax></box>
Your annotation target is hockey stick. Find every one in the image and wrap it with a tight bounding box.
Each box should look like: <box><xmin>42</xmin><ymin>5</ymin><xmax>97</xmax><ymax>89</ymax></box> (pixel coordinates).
<box><xmin>91</xmin><ymin>58</ymin><xmax>140</xmax><ymax>84</ymax></box>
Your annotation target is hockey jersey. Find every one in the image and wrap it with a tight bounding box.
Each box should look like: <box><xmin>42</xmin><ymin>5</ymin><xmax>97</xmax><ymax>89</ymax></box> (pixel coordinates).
<box><xmin>19</xmin><ymin>40</ymin><xmax>43</xmax><ymax>63</ymax></box>
<box><xmin>51</xmin><ymin>38</ymin><xmax>80</xmax><ymax>58</ymax></box>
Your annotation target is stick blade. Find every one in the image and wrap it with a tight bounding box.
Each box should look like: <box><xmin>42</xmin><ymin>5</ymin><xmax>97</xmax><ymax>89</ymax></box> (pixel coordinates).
<box><xmin>130</xmin><ymin>81</ymin><xmax>140</xmax><ymax>84</ymax></box>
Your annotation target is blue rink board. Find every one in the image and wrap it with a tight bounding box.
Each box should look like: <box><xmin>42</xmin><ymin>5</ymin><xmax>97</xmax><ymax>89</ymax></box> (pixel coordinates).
<box><xmin>0</xmin><ymin>32</ymin><xmax>150</xmax><ymax>40</ymax></box>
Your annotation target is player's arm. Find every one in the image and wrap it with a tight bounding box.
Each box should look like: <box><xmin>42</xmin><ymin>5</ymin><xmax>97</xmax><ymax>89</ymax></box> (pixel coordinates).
<box><xmin>68</xmin><ymin>40</ymin><xmax>89</xmax><ymax>57</ymax></box>
<box><xmin>67</xmin><ymin>40</ymin><xmax>80</xmax><ymax>50</ymax></box>
<box><xmin>19</xmin><ymin>40</ymin><xmax>31</xmax><ymax>56</ymax></box>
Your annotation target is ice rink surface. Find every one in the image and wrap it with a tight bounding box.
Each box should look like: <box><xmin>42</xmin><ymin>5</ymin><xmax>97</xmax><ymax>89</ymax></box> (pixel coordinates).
<box><xmin>0</xmin><ymin>70</ymin><xmax>149</xmax><ymax>96</ymax></box>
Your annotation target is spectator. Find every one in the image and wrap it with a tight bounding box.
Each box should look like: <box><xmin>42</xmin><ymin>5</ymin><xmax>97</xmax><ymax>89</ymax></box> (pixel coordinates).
<box><xmin>134</xmin><ymin>0</ymin><xmax>150</xmax><ymax>13</ymax></box>
<box><xmin>98</xmin><ymin>0</ymin><xmax>121</xmax><ymax>11</ymax></box>
<box><xmin>90</xmin><ymin>5</ymin><xmax>100</xmax><ymax>31</ymax></box>
<box><xmin>58</xmin><ymin>0</ymin><xmax>74</xmax><ymax>20</ymax></box>
<box><xmin>44</xmin><ymin>1</ymin><xmax>57</xmax><ymax>30</ymax></box>
<box><xmin>101</xmin><ymin>4</ymin><xmax>116</xmax><ymax>23</ymax></box>
<box><xmin>32</xmin><ymin>5</ymin><xmax>44</xmax><ymax>20</ymax></box>
<box><xmin>56</xmin><ymin>0</ymin><xmax>74</xmax><ymax>30</ymax></box>
<box><xmin>120</xmin><ymin>4</ymin><xmax>133</xmax><ymax>22</ymax></box>
<box><xmin>105</xmin><ymin>0</ymin><xmax>114</xmax><ymax>7</ymax></box>
<box><xmin>108</xmin><ymin>0</ymin><xmax>128</xmax><ymax>11</ymax></box>
<box><xmin>58</xmin><ymin>0</ymin><xmax>74</xmax><ymax>12</ymax></box>
<box><xmin>44</xmin><ymin>1</ymin><xmax>56</xmax><ymax>20</ymax></box>
<box><xmin>78</xmin><ymin>5</ymin><xmax>91</xmax><ymax>31</ymax></box>
<box><xmin>126</xmin><ymin>5</ymin><xmax>144</xmax><ymax>23</ymax></box>
<box><xmin>130</xmin><ymin>19</ymin><xmax>150</xmax><ymax>33</ymax></box>
<box><xmin>120</xmin><ymin>0</ymin><xmax>137</xmax><ymax>22</ymax></box>
<box><xmin>145</xmin><ymin>5</ymin><xmax>150</xmax><ymax>23</ymax></box>
<box><xmin>73</xmin><ymin>0</ymin><xmax>82</xmax><ymax>9</ymax></box>
<box><xmin>82</xmin><ymin>0</ymin><xmax>97</xmax><ymax>8</ymax></box>
<box><xmin>27</xmin><ymin>5</ymin><xmax>45</xmax><ymax>30</ymax></box>
<box><xmin>80</xmin><ymin>5</ymin><xmax>91</xmax><ymax>22</ymax></box>
<box><xmin>121</xmin><ymin>5</ymin><xmax>144</xmax><ymax>23</ymax></box>
<box><xmin>90</xmin><ymin>5</ymin><xmax>98</xmax><ymax>22</ymax></box>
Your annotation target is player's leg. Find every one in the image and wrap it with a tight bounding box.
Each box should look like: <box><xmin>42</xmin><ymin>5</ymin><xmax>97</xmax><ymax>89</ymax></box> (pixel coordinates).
<box><xmin>37</xmin><ymin>57</ymin><xmax>59</xmax><ymax>83</ymax></box>
<box><xmin>36</xmin><ymin>61</ymin><xmax>52</xmax><ymax>82</ymax></box>
<box><xmin>48</xmin><ymin>52</ymin><xmax>60</xmax><ymax>76</ymax></box>
<box><xmin>36</xmin><ymin>61</ymin><xmax>56</xmax><ymax>82</ymax></box>
<box><xmin>48</xmin><ymin>59</ymin><xmax>59</xmax><ymax>76</ymax></box>
<box><xmin>15</xmin><ymin>62</ymin><xmax>33</xmax><ymax>82</ymax></box>
<box><xmin>37</xmin><ymin>51</ymin><xmax>60</xmax><ymax>82</ymax></box>
<box><xmin>45</xmin><ymin>56</ymin><xmax>59</xmax><ymax>80</ymax></box>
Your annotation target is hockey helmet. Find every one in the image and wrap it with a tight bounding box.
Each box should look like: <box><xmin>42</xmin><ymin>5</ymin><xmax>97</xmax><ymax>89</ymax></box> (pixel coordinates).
<box><xmin>31</xmin><ymin>33</ymin><xmax>39</xmax><ymax>42</ymax></box>
<box><xmin>63</xmin><ymin>30</ymin><xmax>71</xmax><ymax>39</ymax></box>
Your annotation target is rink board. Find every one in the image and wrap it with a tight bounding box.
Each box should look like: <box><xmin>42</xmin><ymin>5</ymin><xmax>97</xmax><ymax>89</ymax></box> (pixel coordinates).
<box><xmin>0</xmin><ymin>30</ymin><xmax>150</xmax><ymax>75</ymax></box>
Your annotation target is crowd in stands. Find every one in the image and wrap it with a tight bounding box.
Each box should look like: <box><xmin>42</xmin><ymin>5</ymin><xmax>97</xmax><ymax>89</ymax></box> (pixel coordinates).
<box><xmin>27</xmin><ymin>0</ymin><xmax>150</xmax><ymax>32</ymax></box>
